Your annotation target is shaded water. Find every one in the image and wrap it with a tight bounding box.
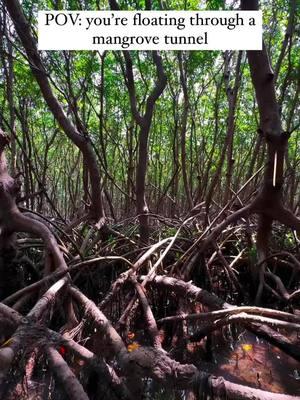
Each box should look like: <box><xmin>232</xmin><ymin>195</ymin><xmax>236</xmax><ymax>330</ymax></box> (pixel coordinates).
<box><xmin>197</xmin><ymin>331</ymin><xmax>300</xmax><ymax>395</ymax></box>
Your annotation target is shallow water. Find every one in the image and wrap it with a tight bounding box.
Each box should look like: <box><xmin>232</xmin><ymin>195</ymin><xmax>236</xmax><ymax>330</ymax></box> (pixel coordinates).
<box><xmin>205</xmin><ymin>331</ymin><xmax>300</xmax><ymax>395</ymax></box>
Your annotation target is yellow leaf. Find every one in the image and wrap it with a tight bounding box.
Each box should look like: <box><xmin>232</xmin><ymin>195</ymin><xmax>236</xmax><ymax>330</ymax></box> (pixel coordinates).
<box><xmin>242</xmin><ymin>344</ymin><xmax>253</xmax><ymax>352</ymax></box>
<box><xmin>127</xmin><ymin>342</ymin><xmax>140</xmax><ymax>352</ymax></box>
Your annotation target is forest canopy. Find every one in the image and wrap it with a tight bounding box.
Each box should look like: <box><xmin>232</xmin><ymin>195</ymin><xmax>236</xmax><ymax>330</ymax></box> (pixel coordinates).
<box><xmin>0</xmin><ymin>0</ymin><xmax>300</xmax><ymax>400</ymax></box>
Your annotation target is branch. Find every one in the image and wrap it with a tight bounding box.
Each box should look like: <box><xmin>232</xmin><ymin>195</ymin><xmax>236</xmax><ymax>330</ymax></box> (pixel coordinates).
<box><xmin>133</xmin><ymin>279</ymin><xmax>161</xmax><ymax>348</ymax></box>
<box><xmin>146</xmin><ymin>275</ymin><xmax>300</xmax><ymax>361</ymax></box>
<box><xmin>46</xmin><ymin>346</ymin><xmax>89</xmax><ymax>400</ymax></box>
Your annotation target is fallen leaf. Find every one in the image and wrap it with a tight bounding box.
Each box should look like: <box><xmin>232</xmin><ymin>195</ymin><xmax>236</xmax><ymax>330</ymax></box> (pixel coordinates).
<box><xmin>127</xmin><ymin>342</ymin><xmax>140</xmax><ymax>352</ymax></box>
<box><xmin>242</xmin><ymin>344</ymin><xmax>253</xmax><ymax>352</ymax></box>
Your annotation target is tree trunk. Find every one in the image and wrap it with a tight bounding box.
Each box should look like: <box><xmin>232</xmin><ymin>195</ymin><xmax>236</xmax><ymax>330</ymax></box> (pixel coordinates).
<box><xmin>4</xmin><ymin>0</ymin><xmax>105</xmax><ymax>226</ymax></box>
<box><xmin>178</xmin><ymin>51</ymin><xmax>193</xmax><ymax>210</ymax></box>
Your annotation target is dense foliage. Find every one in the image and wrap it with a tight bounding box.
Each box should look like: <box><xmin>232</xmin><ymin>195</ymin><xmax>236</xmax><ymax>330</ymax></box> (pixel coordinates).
<box><xmin>0</xmin><ymin>1</ymin><xmax>298</xmax><ymax>220</ymax></box>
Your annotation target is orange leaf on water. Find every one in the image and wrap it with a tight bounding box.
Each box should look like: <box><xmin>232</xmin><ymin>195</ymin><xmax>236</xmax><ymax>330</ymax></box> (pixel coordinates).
<box><xmin>127</xmin><ymin>342</ymin><xmax>140</xmax><ymax>352</ymax></box>
<box><xmin>242</xmin><ymin>344</ymin><xmax>253</xmax><ymax>352</ymax></box>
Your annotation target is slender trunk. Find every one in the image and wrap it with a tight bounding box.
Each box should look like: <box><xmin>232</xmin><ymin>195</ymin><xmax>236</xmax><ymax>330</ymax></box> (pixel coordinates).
<box><xmin>224</xmin><ymin>51</ymin><xmax>242</xmax><ymax>204</ymax></box>
<box><xmin>121</xmin><ymin>50</ymin><xmax>167</xmax><ymax>243</ymax></box>
<box><xmin>273</xmin><ymin>0</ymin><xmax>297</xmax><ymax>84</ymax></box>
<box><xmin>7</xmin><ymin>41</ymin><xmax>16</xmax><ymax>176</ymax></box>
<box><xmin>178</xmin><ymin>52</ymin><xmax>193</xmax><ymax>210</ymax></box>
<box><xmin>170</xmin><ymin>98</ymin><xmax>180</xmax><ymax>217</ymax></box>
<box><xmin>136</xmin><ymin>117</ymin><xmax>152</xmax><ymax>243</ymax></box>
<box><xmin>205</xmin><ymin>54</ymin><xmax>234</xmax><ymax>213</ymax></box>
<box><xmin>4</xmin><ymin>0</ymin><xmax>105</xmax><ymax>225</ymax></box>
<box><xmin>202</xmin><ymin>83</ymin><xmax>221</xmax><ymax>201</ymax></box>
<box><xmin>125</xmin><ymin>122</ymin><xmax>134</xmax><ymax>216</ymax></box>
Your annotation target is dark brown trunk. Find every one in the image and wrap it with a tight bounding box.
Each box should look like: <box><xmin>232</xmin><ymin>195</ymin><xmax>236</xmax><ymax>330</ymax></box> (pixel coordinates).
<box><xmin>121</xmin><ymin>50</ymin><xmax>167</xmax><ymax>243</ymax></box>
